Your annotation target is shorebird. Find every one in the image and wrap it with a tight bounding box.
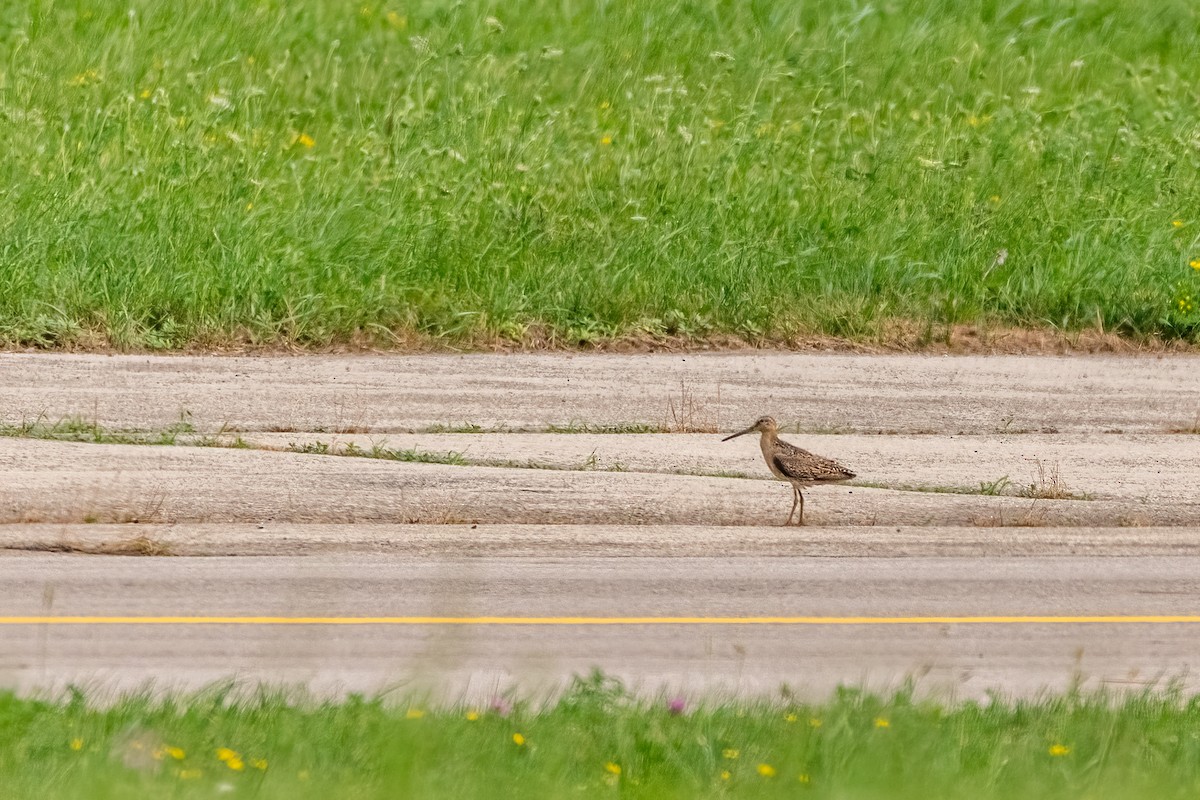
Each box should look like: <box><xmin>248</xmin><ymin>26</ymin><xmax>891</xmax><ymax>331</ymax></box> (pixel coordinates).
<box><xmin>723</xmin><ymin>416</ymin><xmax>855</xmax><ymax>525</ymax></box>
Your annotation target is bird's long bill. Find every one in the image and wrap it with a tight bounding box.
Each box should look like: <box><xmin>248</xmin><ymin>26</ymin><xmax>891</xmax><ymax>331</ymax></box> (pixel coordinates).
<box><xmin>722</xmin><ymin>426</ymin><xmax>755</xmax><ymax>442</ymax></box>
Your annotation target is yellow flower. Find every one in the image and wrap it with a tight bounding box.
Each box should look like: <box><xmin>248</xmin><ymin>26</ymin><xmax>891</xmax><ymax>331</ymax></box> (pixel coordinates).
<box><xmin>69</xmin><ymin>69</ymin><xmax>99</xmax><ymax>87</ymax></box>
<box><xmin>155</xmin><ymin>745</ymin><xmax>186</xmax><ymax>761</ymax></box>
<box><xmin>1048</xmin><ymin>744</ymin><xmax>1070</xmax><ymax>756</ymax></box>
<box><xmin>757</xmin><ymin>763</ymin><xmax>777</xmax><ymax>778</ymax></box>
<box><xmin>139</xmin><ymin>88</ymin><xmax>152</xmax><ymax>99</ymax></box>
<box><xmin>69</xmin><ymin>738</ymin><xmax>84</xmax><ymax>751</ymax></box>
<box><xmin>601</xmin><ymin>135</ymin><xmax>613</xmax><ymax>146</ymax></box>
<box><xmin>245</xmin><ymin>202</ymin><xmax>254</xmax><ymax>211</ymax></box>
<box><xmin>1190</xmin><ymin>258</ymin><xmax>1200</xmax><ymax>270</ymax></box>
<box><xmin>226</xmin><ymin>757</ymin><xmax>245</xmax><ymax>771</ymax></box>
<box><xmin>466</xmin><ymin>710</ymin><xmax>480</xmax><ymax>721</ymax></box>
<box><xmin>989</xmin><ymin>195</ymin><xmax>1001</xmax><ymax>204</ymax></box>
<box><xmin>294</xmin><ymin>133</ymin><xmax>316</xmax><ymax>148</ymax></box>
<box><xmin>386</xmin><ymin>11</ymin><xmax>407</xmax><ymax>29</ymax></box>
<box><xmin>604</xmin><ymin>762</ymin><xmax>621</xmax><ymax>775</ymax></box>
<box><xmin>216</xmin><ymin>747</ymin><xmax>238</xmax><ymax>763</ymax></box>
<box><xmin>512</xmin><ymin>733</ymin><xmax>526</xmax><ymax>746</ymax></box>
<box><xmin>405</xmin><ymin>708</ymin><xmax>425</xmax><ymax>719</ymax></box>
<box><xmin>874</xmin><ymin>718</ymin><xmax>890</xmax><ymax>728</ymax></box>
<box><xmin>809</xmin><ymin>717</ymin><xmax>822</xmax><ymax>728</ymax></box>
<box><xmin>720</xmin><ymin>770</ymin><xmax>731</xmax><ymax>781</ymax></box>
<box><xmin>1173</xmin><ymin>220</ymin><xmax>1185</xmax><ymax>228</ymax></box>
<box><xmin>178</xmin><ymin>768</ymin><xmax>202</xmax><ymax>780</ymax></box>
<box><xmin>784</xmin><ymin>713</ymin><xmax>798</xmax><ymax>723</ymax></box>
<box><xmin>599</xmin><ymin>100</ymin><xmax>611</xmax><ymax>110</ymax></box>
<box><xmin>251</xmin><ymin>758</ymin><xmax>268</xmax><ymax>771</ymax></box>
<box><xmin>798</xmin><ymin>773</ymin><xmax>811</xmax><ymax>784</ymax></box>
<box><xmin>722</xmin><ymin>748</ymin><xmax>739</xmax><ymax>759</ymax></box>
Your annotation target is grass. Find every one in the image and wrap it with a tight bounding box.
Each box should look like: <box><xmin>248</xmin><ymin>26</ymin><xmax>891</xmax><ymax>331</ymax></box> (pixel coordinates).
<box><xmin>0</xmin><ymin>416</ymin><xmax>248</xmax><ymax>448</ymax></box>
<box><xmin>0</xmin><ymin>417</ymin><xmax>676</xmax><ymax>442</ymax></box>
<box><xmin>286</xmin><ymin>437</ymin><xmax>760</xmax><ymax>480</ymax></box>
<box><xmin>546</xmin><ymin>423</ymin><xmax>671</xmax><ymax>435</ymax></box>
<box><xmin>0</xmin><ymin>416</ymin><xmax>196</xmax><ymax>446</ymax></box>
<box><xmin>6</xmin><ymin>535</ymin><xmax>173</xmax><ymax>556</ymax></box>
<box><xmin>851</xmin><ymin>475</ymin><xmax>1097</xmax><ymax>501</ymax></box>
<box><xmin>1167</xmin><ymin>413</ymin><xmax>1200</xmax><ymax>434</ymax></box>
<box><xmin>1019</xmin><ymin>460</ymin><xmax>1088</xmax><ymax>500</ymax></box>
<box><xmin>287</xmin><ymin>439</ymin><xmax>468</xmax><ymax>465</ymax></box>
<box><xmin>9</xmin><ymin>676</ymin><xmax>1200</xmax><ymax>799</ymax></box>
<box><xmin>980</xmin><ymin>476</ymin><xmax>1013</xmax><ymax>496</ymax></box>
<box><xmin>0</xmin><ymin>0</ymin><xmax>1198</xmax><ymax>350</ymax></box>
<box><xmin>0</xmin><ymin>416</ymin><xmax>762</xmax><ymax>479</ymax></box>
<box><xmin>855</xmin><ymin>479</ymin><xmax>1000</xmax><ymax>497</ymax></box>
<box><xmin>0</xmin><ymin>418</ymin><xmax>1095</xmax><ymax>492</ymax></box>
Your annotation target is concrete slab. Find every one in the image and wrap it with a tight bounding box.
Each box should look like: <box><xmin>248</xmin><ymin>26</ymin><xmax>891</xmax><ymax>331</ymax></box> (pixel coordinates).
<box><xmin>0</xmin><ymin>438</ymin><xmax>1191</xmax><ymax>527</ymax></box>
<box><xmin>3</xmin><ymin>352</ymin><xmax>1199</xmax><ymax>434</ymax></box>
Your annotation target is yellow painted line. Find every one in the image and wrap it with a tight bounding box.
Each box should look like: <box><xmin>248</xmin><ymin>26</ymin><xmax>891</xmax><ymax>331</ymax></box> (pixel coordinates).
<box><xmin>0</xmin><ymin>615</ymin><xmax>1199</xmax><ymax>626</ymax></box>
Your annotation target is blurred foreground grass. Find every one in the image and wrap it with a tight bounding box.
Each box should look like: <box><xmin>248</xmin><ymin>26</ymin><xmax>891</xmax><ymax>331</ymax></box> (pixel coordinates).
<box><xmin>1</xmin><ymin>0</ymin><xmax>1199</xmax><ymax>349</ymax></box>
<box><xmin>7</xmin><ymin>675</ymin><xmax>1200</xmax><ymax>799</ymax></box>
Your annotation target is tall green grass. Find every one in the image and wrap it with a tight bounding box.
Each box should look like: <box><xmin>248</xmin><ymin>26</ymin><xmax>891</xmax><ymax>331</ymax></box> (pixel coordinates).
<box><xmin>8</xmin><ymin>677</ymin><xmax>1200</xmax><ymax>799</ymax></box>
<box><xmin>0</xmin><ymin>0</ymin><xmax>1198</xmax><ymax>348</ymax></box>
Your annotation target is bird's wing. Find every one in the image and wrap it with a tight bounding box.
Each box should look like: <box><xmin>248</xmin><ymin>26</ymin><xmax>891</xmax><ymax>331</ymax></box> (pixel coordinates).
<box><xmin>773</xmin><ymin>441</ymin><xmax>855</xmax><ymax>483</ymax></box>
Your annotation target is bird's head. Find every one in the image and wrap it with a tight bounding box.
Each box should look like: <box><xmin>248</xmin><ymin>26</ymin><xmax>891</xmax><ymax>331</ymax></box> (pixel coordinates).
<box><xmin>722</xmin><ymin>416</ymin><xmax>778</xmax><ymax>441</ymax></box>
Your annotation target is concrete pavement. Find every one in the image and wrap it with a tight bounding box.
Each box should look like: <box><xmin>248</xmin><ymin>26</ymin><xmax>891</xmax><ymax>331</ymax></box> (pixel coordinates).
<box><xmin>2</xmin><ymin>546</ymin><xmax>1200</xmax><ymax>700</ymax></box>
<box><xmin>2</xmin><ymin>351</ymin><xmax>1198</xmax><ymax>434</ymax></box>
<box><xmin>2</xmin><ymin>351</ymin><xmax>1200</xmax><ymax>699</ymax></box>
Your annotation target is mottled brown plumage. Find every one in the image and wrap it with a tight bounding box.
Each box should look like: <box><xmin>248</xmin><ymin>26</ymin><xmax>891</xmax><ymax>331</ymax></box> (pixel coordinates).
<box><xmin>723</xmin><ymin>416</ymin><xmax>855</xmax><ymax>525</ymax></box>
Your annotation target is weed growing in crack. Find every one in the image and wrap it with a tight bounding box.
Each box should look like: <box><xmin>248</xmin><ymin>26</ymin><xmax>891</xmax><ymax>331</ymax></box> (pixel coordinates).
<box><xmin>979</xmin><ymin>476</ymin><xmax>1012</xmax><ymax>496</ymax></box>
<box><xmin>1020</xmin><ymin>460</ymin><xmax>1089</xmax><ymax>500</ymax></box>
<box><xmin>286</xmin><ymin>440</ymin><xmax>467</xmax><ymax>466</ymax></box>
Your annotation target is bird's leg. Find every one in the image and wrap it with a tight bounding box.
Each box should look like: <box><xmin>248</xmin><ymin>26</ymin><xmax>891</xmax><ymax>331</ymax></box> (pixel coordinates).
<box><xmin>785</xmin><ymin>484</ymin><xmax>799</xmax><ymax>526</ymax></box>
<box><xmin>795</xmin><ymin>490</ymin><xmax>805</xmax><ymax>526</ymax></box>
